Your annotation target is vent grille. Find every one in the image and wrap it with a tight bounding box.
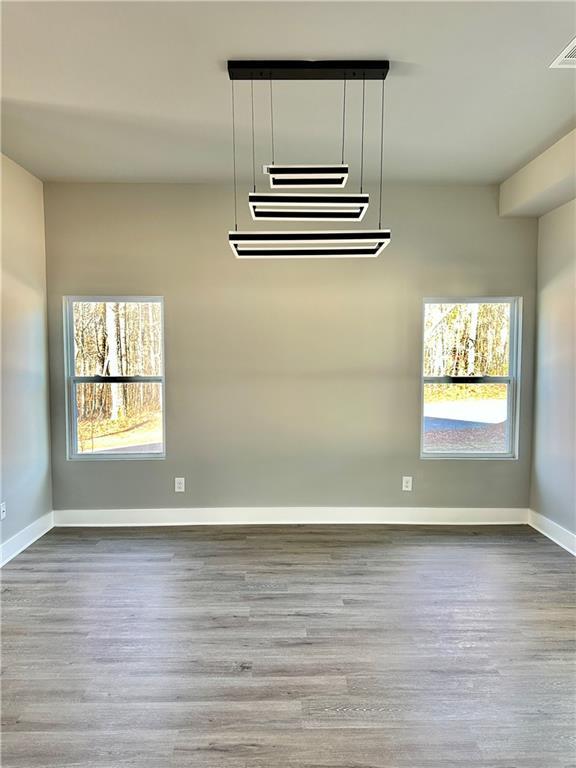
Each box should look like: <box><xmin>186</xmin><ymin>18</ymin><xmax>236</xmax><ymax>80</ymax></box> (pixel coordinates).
<box><xmin>550</xmin><ymin>36</ymin><xmax>576</xmax><ymax>68</ymax></box>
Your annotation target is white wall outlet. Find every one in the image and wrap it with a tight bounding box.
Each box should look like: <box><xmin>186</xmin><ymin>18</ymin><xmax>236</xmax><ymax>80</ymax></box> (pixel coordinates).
<box><xmin>0</xmin><ymin>502</ymin><xmax>6</xmax><ymax>520</ymax></box>
<box><xmin>402</xmin><ymin>476</ymin><xmax>413</xmax><ymax>492</ymax></box>
<box><xmin>174</xmin><ymin>477</ymin><xmax>185</xmax><ymax>493</ymax></box>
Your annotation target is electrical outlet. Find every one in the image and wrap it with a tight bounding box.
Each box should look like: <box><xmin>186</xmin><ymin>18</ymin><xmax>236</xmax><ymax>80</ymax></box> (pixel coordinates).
<box><xmin>0</xmin><ymin>502</ymin><xmax>6</xmax><ymax>521</ymax></box>
<box><xmin>174</xmin><ymin>477</ymin><xmax>185</xmax><ymax>493</ymax></box>
<box><xmin>402</xmin><ymin>476</ymin><xmax>413</xmax><ymax>492</ymax></box>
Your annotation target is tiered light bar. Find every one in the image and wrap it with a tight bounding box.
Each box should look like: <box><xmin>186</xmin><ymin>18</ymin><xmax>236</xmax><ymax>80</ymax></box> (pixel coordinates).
<box><xmin>248</xmin><ymin>192</ymin><xmax>368</xmax><ymax>221</ymax></box>
<box><xmin>264</xmin><ymin>164</ymin><xmax>349</xmax><ymax>189</ymax></box>
<box><xmin>228</xmin><ymin>230</ymin><xmax>391</xmax><ymax>259</ymax></box>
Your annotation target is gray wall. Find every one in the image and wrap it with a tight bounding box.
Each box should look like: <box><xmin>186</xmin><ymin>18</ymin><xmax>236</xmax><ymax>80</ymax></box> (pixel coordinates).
<box><xmin>530</xmin><ymin>199</ymin><xmax>576</xmax><ymax>533</ymax></box>
<box><xmin>1</xmin><ymin>155</ymin><xmax>52</xmax><ymax>541</ymax></box>
<box><xmin>44</xmin><ymin>182</ymin><xmax>537</xmax><ymax>511</ymax></box>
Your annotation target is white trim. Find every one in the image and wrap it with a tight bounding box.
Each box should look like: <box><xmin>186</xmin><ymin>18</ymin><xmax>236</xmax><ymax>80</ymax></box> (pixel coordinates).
<box><xmin>528</xmin><ymin>510</ymin><xmax>576</xmax><ymax>556</ymax></box>
<box><xmin>1</xmin><ymin>512</ymin><xmax>54</xmax><ymax>567</ymax></box>
<box><xmin>7</xmin><ymin>509</ymin><xmax>575</xmax><ymax>563</ymax></box>
<box><xmin>53</xmin><ymin>507</ymin><xmax>530</xmax><ymax>527</ymax></box>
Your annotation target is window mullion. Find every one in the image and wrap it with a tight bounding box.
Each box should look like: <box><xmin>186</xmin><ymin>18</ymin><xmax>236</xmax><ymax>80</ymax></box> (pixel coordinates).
<box><xmin>72</xmin><ymin>375</ymin><xmax>163</xmax><ymax>384</ymax></box>
<box><xmin>423</xmin><ymin>376</ymin><xmax>511</xmax><ymax>384</ymax></box>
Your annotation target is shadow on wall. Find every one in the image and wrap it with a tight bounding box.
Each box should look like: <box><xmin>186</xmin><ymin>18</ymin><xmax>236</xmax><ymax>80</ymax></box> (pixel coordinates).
<box><xmin>1</xmin><ymin>271</ymin><xmax>52</xmax><ymax>543</ymax></box>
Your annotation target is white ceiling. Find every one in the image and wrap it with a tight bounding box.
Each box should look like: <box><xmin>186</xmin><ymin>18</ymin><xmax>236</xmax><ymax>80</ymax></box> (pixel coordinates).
<box><xmin>2</xmin><ymin>1</ymin><xmax>575</xmax><ymax>183</ymax></box>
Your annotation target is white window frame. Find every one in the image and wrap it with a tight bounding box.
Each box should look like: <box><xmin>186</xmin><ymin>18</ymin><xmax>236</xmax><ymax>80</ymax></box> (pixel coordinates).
<box><xmin>420</xmin><ymin>297</ymin><xmax>522</xmax><ymax>460</ymax></box>
<box><xmin>63</xmin><ymin>296</ymin><xmax>166</xmax><ymax>461</ymax></box>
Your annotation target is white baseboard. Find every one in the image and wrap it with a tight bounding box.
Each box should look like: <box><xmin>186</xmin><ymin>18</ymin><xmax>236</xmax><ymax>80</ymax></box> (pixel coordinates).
<box><xmin>0</xmin><ymin>511</ymin><xmax>54</xmax><ymax>567</ymax></box>
<box><xmin>528</xmin><ymin>510</ymin><xmax>576</xmax><ymax>556</ymax></box>
<box><xmin>4</xmin><ymin>509</ymin><xmax>573</xmax><ymax>564</ymax></box>
<box><xmin>53</xmin><ymin>507</ymin><xmax>530</xmax><ymax>527</ymax></box>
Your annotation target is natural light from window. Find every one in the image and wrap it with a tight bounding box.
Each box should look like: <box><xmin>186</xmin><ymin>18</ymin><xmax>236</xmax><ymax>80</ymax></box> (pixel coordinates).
<box><xmin>65</xmin><ymin>298</ymin><xmax>165</xmax><ymax>459</ymax></box>
<box><xmin>422</xmin><ymin>299</ymin><xmax>519</xmax><ymax>458</ymax></box>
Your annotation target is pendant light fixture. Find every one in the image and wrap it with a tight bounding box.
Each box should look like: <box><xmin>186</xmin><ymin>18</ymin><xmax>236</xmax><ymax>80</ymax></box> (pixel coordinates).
<box><xmin>248</xmin><ymin>192</ymin><xmax>369</xmax><ymax>221</ymax></box>
<box><xmin>264</xmin><ymin>164</ymin><xmax>349</xmax><ymax>188</ymax></box>
<box><xmin>229</xmin><ymin>230</ymin><xmax>391</xmax><ymax>259</ymax></box>
<box><xmin>228</xmin><ymin>60</ymin><xmax>390</xmax><ymax>259</ymax></box>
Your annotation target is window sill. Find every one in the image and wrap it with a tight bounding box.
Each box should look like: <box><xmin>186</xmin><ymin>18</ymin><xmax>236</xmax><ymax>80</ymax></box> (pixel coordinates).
<box><xmin>67</xmin><ymin>453</ymin><xmax>166</xmax><ymax>462</ymax></box>
<box><xmin>420</xmin><ymin>453</ymin><xmax>518</xmax><ymax>461</ymax></box>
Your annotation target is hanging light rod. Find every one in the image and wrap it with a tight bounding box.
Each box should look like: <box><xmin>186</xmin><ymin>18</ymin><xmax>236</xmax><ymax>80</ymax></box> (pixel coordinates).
<box><xmin>228</xmin><ymin>230</ymin><xmax>391</xmax><ymax>259</ymax></box>
<box><xmin>248</xmin><ymin>193</ymin><xmax>369</xmax><ymax>221</ymax></box>
<box><xmin>264</xmin><ymin>164</ymin><xmax>349</xmax><ymax>188</ymax></box>
<box><xmin>227</xmin><ymin>60</ymin><xmax>389</xmax><ymax>81</ymax></box>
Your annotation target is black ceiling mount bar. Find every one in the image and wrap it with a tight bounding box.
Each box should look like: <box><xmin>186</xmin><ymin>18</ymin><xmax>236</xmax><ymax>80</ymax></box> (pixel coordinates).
<box><xmin>228</xmin><ymin>60</ymin><xmax>390</xmax><ymax>81</ymax></box>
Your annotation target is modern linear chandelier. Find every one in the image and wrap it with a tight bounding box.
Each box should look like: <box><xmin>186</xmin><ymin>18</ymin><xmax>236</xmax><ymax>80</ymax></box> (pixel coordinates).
<box><xmin>228</xmin><ymin>60</ymin><xmax>390</xmax><ymax>259</ymax></box>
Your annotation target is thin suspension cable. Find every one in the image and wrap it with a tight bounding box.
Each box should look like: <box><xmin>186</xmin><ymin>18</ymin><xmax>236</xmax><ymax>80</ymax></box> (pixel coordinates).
<box><xmin>341</xmin><ymin>79</ymin><xmax>347</xmax><ymax>164</ymax></box>
<box><xmin>360</xmin><ymin>76</ymin><xmax>366</xmax><ymax>193</ymax></box>
<box><xmin>378</xmin><ymin>78</ymin><xmax>385</xmax><ymax>229</ymax></box>
<box><xmin>269</xmin><ymin>76</ymin><xmax>275</xmax><ymax>165</ymax></box>
<box><xmin>250</xmin><ymin>78</ymin><xmax>256</xmax><ymax>193</ymax></box>
<box><xmin>231</xmin><ymin>79</ymin><xmax>238</xmax><ymax>231</ymax></box>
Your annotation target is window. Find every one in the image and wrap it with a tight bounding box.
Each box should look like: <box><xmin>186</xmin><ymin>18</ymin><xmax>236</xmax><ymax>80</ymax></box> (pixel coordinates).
<box><xmin>421</xmin><ymin>298</ymin><xmax>521</xmax><ymax>459</ymax></box>
<box><xmin>64</xmin><ymin>297</ymin><xmax>165</xmax><ymax>459</ymax></box>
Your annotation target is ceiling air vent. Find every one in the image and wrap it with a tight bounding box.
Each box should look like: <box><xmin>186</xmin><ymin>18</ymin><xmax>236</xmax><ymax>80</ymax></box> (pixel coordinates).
<box><xmin>550</xmin><ymin>36</ymin><xmax>576</xmax><ymax>68</ymax></box>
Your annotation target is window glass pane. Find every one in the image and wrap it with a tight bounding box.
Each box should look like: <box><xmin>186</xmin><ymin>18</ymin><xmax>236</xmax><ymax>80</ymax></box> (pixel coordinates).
<box><xmin>75</xmin><ymin>382</ymin><xmax>163</xmax><ymax>455</ymax></box>
<box><xmin>423</xmin><ymin>383</ymin><xmax>510</xmax><ymax>454</ymax></box>
<box><xmin>423</xmin><ymin>302</ymin><xmax>511</xmax><ymax>377</ymax></box>
<box><xmin>72</xmin><ymin>301</ymin><xmax>162</xmax><ymax>377</ymax></box>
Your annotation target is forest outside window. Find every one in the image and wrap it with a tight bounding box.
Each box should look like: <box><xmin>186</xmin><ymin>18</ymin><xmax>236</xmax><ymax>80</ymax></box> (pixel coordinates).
<box><xmin>421</xmin><ymin>298</ymin><xmax>521</xmax><ymax>459</ymax></box>
<box><xmin>64</xmin><ymin>297</ymin><xmax>165</xmax><ymax>459</ymax></box>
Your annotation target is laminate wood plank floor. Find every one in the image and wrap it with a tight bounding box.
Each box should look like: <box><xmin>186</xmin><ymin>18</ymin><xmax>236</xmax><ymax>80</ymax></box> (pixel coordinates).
<box><xmin>2</xmin><ymin>525</ymin><xmax>575</xmax><ymax>767</ymax></box>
